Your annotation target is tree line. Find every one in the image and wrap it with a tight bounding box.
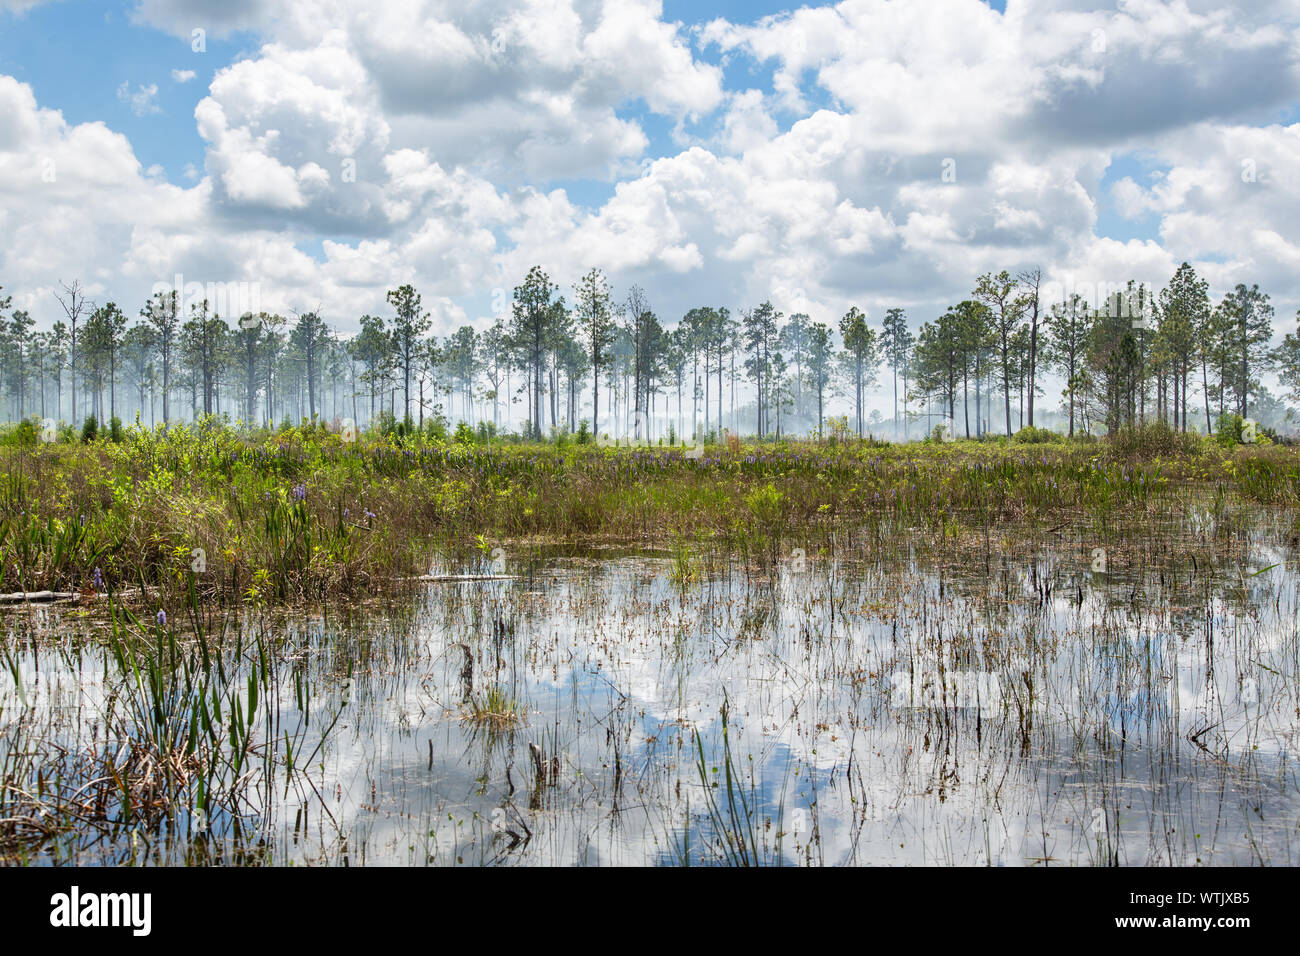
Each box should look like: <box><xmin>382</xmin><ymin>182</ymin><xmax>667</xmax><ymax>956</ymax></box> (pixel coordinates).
<box><xmin>0</xmin><ymin>261</ymin><xmax>1296</xmax><ymax>439</ymax></box>
<box><xmin>912</xmin><ymin>264</ymin><xmax>1291</xmax><ymax>438</ymax></box>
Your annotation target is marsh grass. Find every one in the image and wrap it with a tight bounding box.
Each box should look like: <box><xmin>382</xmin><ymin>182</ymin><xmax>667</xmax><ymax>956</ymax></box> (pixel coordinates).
<box><xmin>687</xmin><ymin>701</ymin><xmax>768</xmax><ymax>866</ymax></box>
<box><xmin>669</xmin><ymin>537</ymin><xmax>699</xmax><ymax>587</ymax></box>
<box><xmin>0</xmin><ymin>579</ymin><xmax>341</xmax><ymax>861</ymax></box>
<box><xmin>2</xmin><ymin>503</ymin><xmax>1296</xmax><ymax>866</ymax></box>
<box><xmin>0</xmin><ymin>418</ymin><xmax>1295</xmax><ymax>606</ymax></box>
<box><xmin>464</xmin><ymin>684</ymin><xmax>522</xmax><ymax>727</ymax></box>
<box><xmin>3</xmin><ymin>419</ymin><xmax>1300</xmax><ymax>866</ymax></box>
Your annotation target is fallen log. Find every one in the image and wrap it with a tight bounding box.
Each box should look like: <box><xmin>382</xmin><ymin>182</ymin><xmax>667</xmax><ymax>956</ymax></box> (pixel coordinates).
<box><xmin>0</xmin><ymin>591</ymin><xmax>80</xmax><ymax>604</ymax></box>
<box><xmin>416</xmin><ymin>574</ymin><xmax>514</xmax><ymax>582</ymax></box>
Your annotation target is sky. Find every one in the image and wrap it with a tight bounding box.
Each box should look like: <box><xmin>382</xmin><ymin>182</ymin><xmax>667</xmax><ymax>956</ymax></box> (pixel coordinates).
<box><xmin>2</xmin><ymin>0</ymin><xmax>1299</xmax><ymax>368</ymax></box>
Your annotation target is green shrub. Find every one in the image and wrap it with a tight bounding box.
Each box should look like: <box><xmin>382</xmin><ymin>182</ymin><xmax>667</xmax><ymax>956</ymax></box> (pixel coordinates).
<box><xmin>4</xmin><ymin>419</ymin><xmax>41</xmax><ymax>447</ymax></box>
<box><xmin>1215</xmin><ymin>412</ymin><xmax>1244</xmax><ymax>446</ymax></box>
<box><xmin>1211</xmin><ymin>412</ymin><xmax>1273</xmax><ymax>447</ymax></box>
<box><xmin>928</xmin><ymin>423</ymin><xmax>948</xmax><ymax>444</ymax></box>
<box><xmin>1012</xmin><ymin>425</ymin><xmax>1064</xmax><ymax>444</ymax></box>
<box><xmin>422</xmin><ymin>416</ymin><xmax>448</xmax><ymax>442</ymax></box>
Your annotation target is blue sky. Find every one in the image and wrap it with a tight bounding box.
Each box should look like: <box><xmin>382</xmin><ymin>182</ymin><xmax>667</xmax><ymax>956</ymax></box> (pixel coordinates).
<box><xmin>0</xmin><ymin>3</ymin><xmax>237</xmax><ymax>182</ymax></box>
<box><xmin>0</xmin><ymin>0</ymin><xmax>1166</xmax><ymax>253</ymax></box>
<box><xmin>0</xmin><ymin>1</ymin><xmax>803</xmax><ymax>232</ymax></box>
<box><xmin>1</xmin><ymin>0</ymin><xmax>1297</xmax><ymax>354</ymax></box>
<box><xmin>0</xmin><ymin>0</ymin><xmax>993</xmax><ymax>229</ymax></box>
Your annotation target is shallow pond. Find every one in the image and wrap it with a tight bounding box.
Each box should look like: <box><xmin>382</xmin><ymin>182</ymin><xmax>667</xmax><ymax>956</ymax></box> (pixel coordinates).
<box><xmin>4</xmin><ymin>518</ymin><xmax>1299</xmax><ymax>866</ymax></box>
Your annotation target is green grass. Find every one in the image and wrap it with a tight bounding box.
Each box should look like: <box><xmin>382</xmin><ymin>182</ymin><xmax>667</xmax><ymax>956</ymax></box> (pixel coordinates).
<box><xmin>463</xmin><ymin>685</ymin><xmax>521</xmax><ymax>726</ymax></box>
<box><xmin>0</xmin><ymin>580</ymin><xmax>336</xmax><ymax>859</ymax></box>
<box><xmin>688</xmin><ymin>701</ymin><xmax>765</xmax><ymax>866</ymax></box>
<box><xmin>0</xmin><ymin>416</ymin><xmax>1295</xmax><ymax>606</ymax></box>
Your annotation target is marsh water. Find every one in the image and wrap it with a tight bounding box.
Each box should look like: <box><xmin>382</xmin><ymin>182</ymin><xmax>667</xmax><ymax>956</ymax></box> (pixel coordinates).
<box><xmin>5</xmin><ymin>509</ymin><xmax>1300</xmax><ymax>866</ymax></box>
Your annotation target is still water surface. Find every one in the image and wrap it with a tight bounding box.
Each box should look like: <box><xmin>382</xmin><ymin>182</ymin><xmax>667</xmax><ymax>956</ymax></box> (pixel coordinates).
<box><xmin>6</xmin><ymin>526</ymin><xmax>1299</xmax><ymax>865</ymax></box>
